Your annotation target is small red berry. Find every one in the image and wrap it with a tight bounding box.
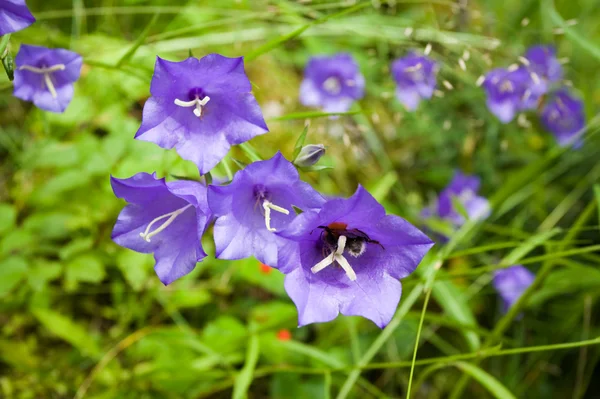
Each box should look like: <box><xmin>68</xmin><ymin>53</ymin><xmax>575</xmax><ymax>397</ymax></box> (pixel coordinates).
<box><xmin>276</xmin><ymin>329</ymin><xmax>292</xmax><ymax>341</ymax></box>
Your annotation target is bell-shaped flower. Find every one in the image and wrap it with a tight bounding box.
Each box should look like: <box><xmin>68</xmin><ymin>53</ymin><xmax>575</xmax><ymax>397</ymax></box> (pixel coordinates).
<box><xmin>135</xmin><ymin>54</ymin><xmax>269</xmax><ymax>174</ymax></box>
<box><xmin>111</xmin><ymin>172</ymin><xmax>212</xmax><ymax>285</ymax></box>
<box><xmin>391</xmin><ymin>52</ymin><xmax>438</xmax><ymax>111</ymax></box>
<box><xmin>523</xmin><ymin>45</ymin><xmax>562</xmax><ymax>95</ymax></box>
<box><xmin>424</xmin><ymin>171</ymin><xmax>490</xmax><ymax>234</ymax></box>
<box><xmin>482</xmin><ymin>67</ymin><xmax>535</xmax><ymax>123</ymax></box>
<box><xmin>540</xmin><ymin>89</ymin><xmax>586</xmax><ymax>147</ymax></box>
<box><xmin>208</xmin><ymin>152</ymin><xmax>325</xmax><ymax>269</ymax></box>
<box><xmin>0</xmin><ymin>0</ymin><xmax>35</xmax><ymax>35</ymax></box>
<box><xmin>493</xmin><ymin>265</ymin><xmax>535</xmax><ymax>312</ymax></box>
<box><xmin>13</xmin><ymin>44</ymin><xmax>82</xmax><ymax>113</ymax></box>
<box><xmin>299</xmin><ymin>53</ymin><xmax>365</xmax><ymax>113</ymax></box>
<box><xmin>277</xmin><ymin>186</ymin><xmax>434</xmax><ymax>328</ymax></box>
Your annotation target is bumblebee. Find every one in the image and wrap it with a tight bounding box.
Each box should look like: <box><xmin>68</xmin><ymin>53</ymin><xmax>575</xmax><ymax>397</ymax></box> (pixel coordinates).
<box><xmin>317</xmin><ymin>222</ymin><xmax>384</xmax><ymax>257</ymax></box>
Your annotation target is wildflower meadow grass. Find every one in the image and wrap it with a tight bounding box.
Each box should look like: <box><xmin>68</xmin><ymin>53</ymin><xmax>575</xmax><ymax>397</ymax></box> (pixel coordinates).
<box><xmin>1</xmin><ymin>1</ymin><xmax>599</xmax><ymax>398</ymax></box>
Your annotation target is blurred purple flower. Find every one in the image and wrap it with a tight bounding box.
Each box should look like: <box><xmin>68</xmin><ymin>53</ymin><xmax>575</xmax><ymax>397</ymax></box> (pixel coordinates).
<box><xmin>391</xmin><ymin>52</ymin><xmax>438</xmax><ymax>111</ymax></box>
<box><xmin>540</xmin><ymin>89</ymin><xmax>586</xmax><ymax>147</ymax></box>
<box><xmin>523</xmin><ymin>45</ymin><xmax>562</xmax><ymax>95</ymax></box>
<box><xmin>299</xmin><ymin>53</ymin><xmax>365</xmax><ymax>113</ymax></box>
<box><xmin>0</xmin><ymin>0</ymin><xmax>35</xmax><ymax>35</ymax></box>
<box><xmin>208</xmin><ymin>152</ymin><xmax>325</xmax><ymax>269</ymax></box>
<box><xmin>493</xmin><ymin>265</ymin><xmax>535</xmax><ymax>312</ymax></box>
<box><xmin>111</xmin><ymin>172</ymin><xmax>212</xmax><ymax>285</ymax></box>
<box><xmin>425</xmin><ymin>171</ymin><xmax>490</xmax><ymax>229</ymax></box>
<box><xmin>135</xmin><ymin>55</ymin><xmax>269</xmax><ymax>174</ymax></box>
<box><xmin>482</xmin><ymin>67</ymin><xmax>535</xmax><ymax>123</ymax></box>
<box><xmin>13</xmin><ymin>44</ymin><xmax>82</xmax><ymax>113</ymax></box>
<box><xmin>278</xmin><ymin>186</ymin><xmax>434</xmax><ymax>328</ymax></box>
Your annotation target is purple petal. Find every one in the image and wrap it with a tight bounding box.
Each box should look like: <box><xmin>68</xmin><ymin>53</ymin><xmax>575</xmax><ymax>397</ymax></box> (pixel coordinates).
<box><xmin>0</xmin><ymin>0</ymin><xmax>36</xmax><ymax>35</ymax></box>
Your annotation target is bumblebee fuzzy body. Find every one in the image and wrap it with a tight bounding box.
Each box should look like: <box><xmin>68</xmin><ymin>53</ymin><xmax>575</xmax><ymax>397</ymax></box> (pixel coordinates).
<box><xmin>317</xmin><ymin>222</ymin><xmax>383</xmax><ymax>257</ymax></box>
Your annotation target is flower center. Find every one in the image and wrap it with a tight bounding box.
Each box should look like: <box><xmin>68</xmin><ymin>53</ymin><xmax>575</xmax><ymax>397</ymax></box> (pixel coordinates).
<box><xmin>19</xmin><ymin>64</ymin><xmax>66</xmax><ymax>99</ymax></box>
<box><xmin>322</xmin><ymin>77</ymin><xmax>342</xmax><ymax>95</ymax></box>
<box><xmin>174</xmin><ymin>88</ymin><xmax>210</xmax><ymax>117</ymax></box>
<box><xmin>499</xmin><ymin>79</ymin><xmax>514</xmax><ymax>93</ymax></box>
<box><xmin>139</xmin><ymin>204</ymin><xmax>193</xmax><ymax>242</ymax></box>
<box><xmin>262</xmin><ymin>200</ymin><xmax>290</xmax><ymax>232</ymax></box>
<box><xmin>311</xmin><ymin>235</ymin><xmax>357</xmax><ymax>281</ymax></box>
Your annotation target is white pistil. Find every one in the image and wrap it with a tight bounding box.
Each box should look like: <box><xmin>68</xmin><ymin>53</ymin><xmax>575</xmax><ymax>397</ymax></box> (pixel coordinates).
<box><xmin>19</xmin><ymin>64</ymin><xmax>66</xmax><ymax>99</ymax></box>
<box><xmin>174</xmin><ymin>96</ymin><xmax>211</xmax><ymax>117</ymax></box>
<box><xmin>310</xmin><ymin>235</ymin><xmax>357</xmax><ymax>282</ymax></box>
<box><xmin>262</xmin><ymin>200</ymin><xmax>290</xmax><ymax>232</ymax></box>
<box><xmin>139</xmin><ymin>204</ymin><xmax>192</xmax><ymax>242</ymax></box>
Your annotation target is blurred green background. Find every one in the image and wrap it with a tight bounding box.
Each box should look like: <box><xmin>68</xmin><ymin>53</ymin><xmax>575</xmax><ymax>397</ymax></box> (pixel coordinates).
<box><xmin>1</xmin><ymin>0</ymin><xmax>599</xmax><ymax>398</ymax></box>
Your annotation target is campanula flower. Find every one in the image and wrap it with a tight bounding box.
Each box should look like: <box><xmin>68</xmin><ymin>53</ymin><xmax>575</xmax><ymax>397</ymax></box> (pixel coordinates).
<box><xmin>278</xmin><ymin>186</ymin><xmax>434</xmax><ymax>328</ymax></box>
<box><xmin>299</xmin><ymin>53</ymin><xmax>365</xmax><ymax>113</ymax></box>
<box><xmin>208</xmin><ymin>152</ymin><xmax>325</xmax><ymax>269</ymax></box>
<box><xmin>523</xmin><ymin>45</ymin><xmax>562</xmax><ymax>95</ymax></box>
<box><xmin>111</xmin><ymin>172</ymin><xmax>212</xmax><ymax>285</ymax></box>
<box><xmin>540</xmin><ymin>89</ymin><xmax>586</xmax><ymax>147</ymax></box>
<box><xmin>391</xmin><ymin>52</ymin><xmax>438</xmax><ymax>111</ymax></box>
<box><xmin>13</xmin><ymin>44</ymin><xmax>82</xmax><ymax>113</ymax></box>
<box><xmin>424</xmin><ymin>171</ymin><xmax>490</xmax><ymax>232</ymax></box>
<box><xmin>293</xmin><ymin>144</ymin><xmax>326</xmax><ymax>167</ymax></box>
<box><xmin>135</xmin><ymin>54</ymin><xmax>269</xmax><ymax>174</ymax></box>
<box><xmin>0</xmin><ymin>0</ymin><xmax>35</xmax><ymax>35</ymax></box>
<box><xmin>482</xmin><ymin>67</ymin><xmax>534</xmax><ymax>123</ymax></box>
<box><xmin>493</xmin><ymin>265</ymin><xmax>535</xmax><ymax>312</ymax></box>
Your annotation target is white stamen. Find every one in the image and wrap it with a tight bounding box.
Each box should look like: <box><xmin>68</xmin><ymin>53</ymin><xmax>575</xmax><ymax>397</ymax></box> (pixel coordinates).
<box><xmin>518</xmin><ymin>56</ymin><xmax>530</xmax><ymax>66</ymax></box>
<box><xmin>174</xmin><ymin>96</ymin><xmax>211</xmax><ymax>117</ymax></box>
<box><xmin>310</xmin><ymin>235</ymin><xmax>357</xmax><ymax>282</ymax></box>
<box><xmin>530</xmin><ymin>72</ymin><xmax>541</xmax><ymax>85</ymax></box>
<box><xmin>19</xmin><ymin>64</ymin><xmax>66</xmax><ymax>99</ymax></box>
<box><xmin>262</xmin><ymin>200</ymin><xmax>290</xmax><ymax>232</ymax></box>
<box><xmin>404</xmin><ymin>63</ymin><xmax>422</xmax><ymax>73</ymax></box>
<box><xmin>139</xmin><ymin>204</ymin><xmax>193</xmax><ymax>242</ymax></box>
<box><xmin>507</xmin><ymin>63</ymin><xmax>519</xmax><ymax>72</ymax></box>
<box><xmin>424</xmin><ymin>43</ymin><xmax>432</xmax><ymax>56</ymax></box>
<box><xmin>323</xmin><ymin>77</ymin><xmax>342</xmax><ymax>94</ymax></box>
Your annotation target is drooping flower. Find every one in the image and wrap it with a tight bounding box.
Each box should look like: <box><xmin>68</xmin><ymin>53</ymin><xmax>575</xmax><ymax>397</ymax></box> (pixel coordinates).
<box><xmin>540</xmin><ymin>89</ymin><xmax>586</xmax><ymax>147</ymax></box>
<box><xmin>208</xmin><ymin>152</ymin><xmax>325</xmax><ymax>269</ymax></box>
<box><xmin>482</xmin><ymin>67</ymin><xmax>535</xmax><ymax>123</ymax></box>
<box><xmin>0</xmin><ymin>0</ymin><xmax>36</xmax><ymax>35</ymax></box>
<box><xmin>111</xmin><ymin>172</ymin><xmax>212</xmax><ymax>285</ymax></box>
<box><xmin>423</xmin><ymin>171</ymin><xmax>490</xmax><ymax>233</ymax></box>
<box><xmin>493</xmin><ymin>265</ymin><xmax>535</xmax><ymax>312</ymax></box>
<box><xmin>277</xmin><ymin>186</ymin><xmax>434</xmax><ymax>328</ymax></box>
<box><xmin>13</xmin><ymin>44</ymin><xmax>82</xmax><ymax>113</ymax></box>
<box><xmin>135</xmin><ymin>54</ymin><xmax>269</xmax><ymax>174</ymax></box>
<box><xmin>391</xmin><ymin>52</ymin><xmax>438</xmax><ymax>111</ymax></box>
<box><xmin>299</xmin><ymin>53</ymin><xmax>365</xmax><ymax>113</ymax></box>
<box><xmin>523</xmin><ymin>45</ymin><xmax>562</xmax><ymax>95</ymax></box>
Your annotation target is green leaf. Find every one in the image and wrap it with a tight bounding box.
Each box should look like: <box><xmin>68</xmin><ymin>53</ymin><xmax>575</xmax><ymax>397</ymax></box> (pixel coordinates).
<box><xmin>232</xmin><ymin>330</ymin><xmax>260</xmax><ymax>399</ymax></box>
<box><xmin>292</xmin><ymin>125</ymin><xmax>309</xmax><ymax>160</ymax></box>
<box><xmin>116</xmin><ymin>250</ymin><xmax>153</xmax><ymax>291</ymax></box>
<box><xmin>65</xmin><ymin>253</ymin><xmax>106</xmax><ymax>291</ymax></box>
<box><xmin>368</xmin><ymin>171</ymin><xmax>398</xmax><ymax>202</ymax></box>
<box><xmin>271</xmin><ymin>111</ymin><xmax>360</xmax><ymax>122</ymax></box>
<box><xmin>547</xmin><ymin>4</ymin><xmax>600</xmax><ymax>62</ymax></box>
<box><xmin>27</xmin><ymin>261</ymin><xmax>62</xmax><ymax>292</ymax></box>
<box><xmin>32</xmin><ymin>308</ymin><xmax>100</xmax><ymax>357</ymax></box>
<box><xmin>454</xmin><ymin>362</ymin><xmax>517</xmax><ymax>399</ymax></box>
<box><xmin>298</xmin><ymin>164</ymin><xmax>333</xmax><ymax>172</ymax></box>
<box><xmin>0</xmin><ymin>257</ymin><xmax>29</xmax><ymax>297</ymax></box>
<box><xmin>0</xmin><ymin>203</ymin><xmax>17</xmax><ymax>236</ymax></box>
<box><xmin>594</xmin><ymin>184</ymin><xmax>600</xmax><ymax>230</ymax></box>
<box><xmin>451</xmin><ymin>195</ymin><xmax>470</xmax><ymax>222</ymax></box>
<box><xmin>499</xmin><ymin>228</ymin><xmax>560</xmax><ymax>267</ymax></box>
<box><xmin>0</xmin><ymin>229</ymin><xmax>34</xmax><ymax>256</ymax></box>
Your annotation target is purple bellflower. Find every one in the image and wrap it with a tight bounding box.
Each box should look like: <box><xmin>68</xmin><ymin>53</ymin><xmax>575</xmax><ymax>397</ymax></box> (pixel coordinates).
<box><xmin>208</xmin><ymin>152</ymin><xmax>325</xmax><ymax>269</ymax></box>
<box><xmin>482</xmin><ymin>67</ymin><xmax>536</xmax><ymax>123</ymax></box>
<box><xmin>299</xmin><ymin>53</ymin><xmax>365</xmax><ymax>113</ymax></box>
<box><xmin>540</xmin><ymin>89</ymin><xmax>586</xmax><ymax>147</ymax></box>
<box><xmin>13</xmin><ymin>44</ymin><xmax>82</xmax><ymax>113</ymax></box>
<box><xmin>523</xmin><ymin>45</ymin><xmax>562</xmax><ymax>95</ymax></box>
<box><xmin>111</xmin><ymin>172</ymin><xmax>212</xmax><ymax>285</ymax></box>
<box><xmin>278</xmin><ymin>186</ymin><xmax>434</xmax><ymax>328</ymax></box>
<box><xmin>135</xmin><ymin>54</ymin><xmax>269</xmax><ymax>174</ymax></box>
<box><xmin>0</xmin><ymin>0</ymin><xmax>36</xmax><ymax>35</ymax></box>
<box><xmin>425</xmin><ymin>171</ymin><xmax>491</xmax><ymax>230</ymax></box>
<box><xmin>493</xmin><ymin>265</ymin><xmax>535</xmax><ymax>312</ymax></box>
<box><xmin>391</xmin><ymin>52</ymin><xmax>439</xmax><ymax>111</ymax></box>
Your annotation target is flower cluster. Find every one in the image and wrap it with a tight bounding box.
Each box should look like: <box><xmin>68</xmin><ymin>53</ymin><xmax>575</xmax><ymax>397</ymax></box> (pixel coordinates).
<box><xmin>299</xmin><ymin>50</ymin><xmax>438</xmax><ymax>114</ymax></box>
<box><xmin>482</xmin><ymin>45</ymin><xmax>585</xmax><ymax>146</ymax></box>
<box><xmin>1</xmin><ymin>1</ymin><xmax>83</xmax><ymax>113</ymax></box>
<box><xmin>109</xmin><ymin>53</ymin><xmax>434</xmax><ymax>328</ymax></box>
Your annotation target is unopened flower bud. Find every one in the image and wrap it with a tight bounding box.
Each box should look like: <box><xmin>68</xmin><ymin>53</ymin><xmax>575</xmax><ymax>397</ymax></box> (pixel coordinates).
<box><xmin>294</xmin><ymin>144</ymin><xmax>325</xmax><ymax>167</ymax></box>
